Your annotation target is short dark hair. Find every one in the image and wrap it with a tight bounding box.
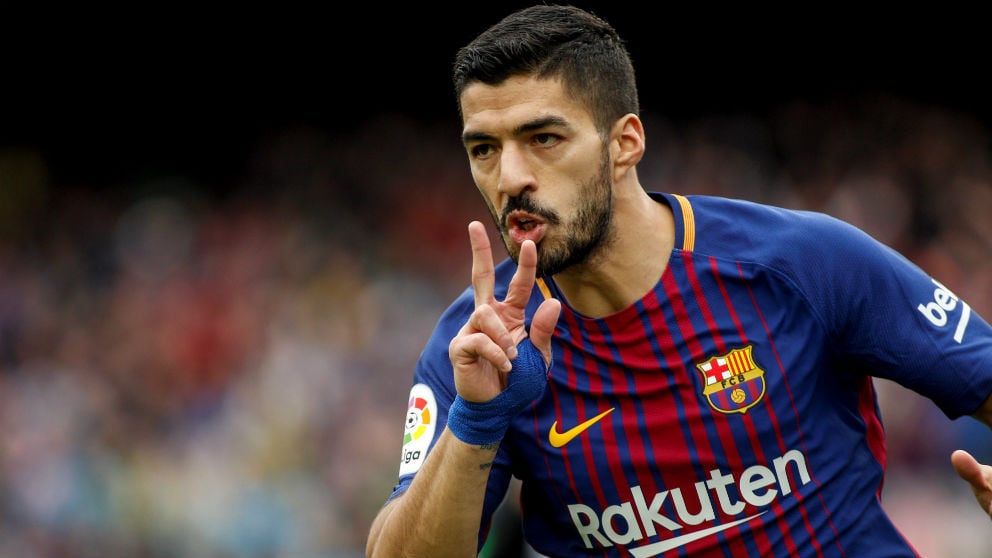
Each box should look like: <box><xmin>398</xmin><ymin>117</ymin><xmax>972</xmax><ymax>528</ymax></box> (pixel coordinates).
<box><xmin>452</xmin><ymin>4</ymin><xmax>640</xmax><ymax>135</ymax></box>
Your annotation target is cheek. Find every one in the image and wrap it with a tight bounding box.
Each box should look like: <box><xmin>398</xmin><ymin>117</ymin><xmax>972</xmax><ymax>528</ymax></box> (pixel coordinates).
<box><xmin>558</xmin><ymin>159</ymin><xmax>603</xmax><ymax>197</ymax></box>
<box><xmin>470</xmin><ymin>166</ymin><xmax>497</xmax><ymax>194</ymax></box>
<box><xmin>472</xmin><ymin>181</ymin><xmax>500</xmax><ymax>221</ymax></box>
<box><xmin>565</xmin><ymin>143</ymin><xmax>606</xmax><ymax>179</ymax></box>
<box><xmin>472</xmin><ymin>174</ymin><xmax>493</xmax><ymax>200</ymax></box>
<box><xmin>473</xmin><ymin>165</ymin><xmax>506</xmax><ymax>199</ymax></box>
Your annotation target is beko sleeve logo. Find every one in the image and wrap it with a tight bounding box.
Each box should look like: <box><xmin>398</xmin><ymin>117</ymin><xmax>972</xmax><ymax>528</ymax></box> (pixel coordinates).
<box><xmin>398</xmin><ymin>383</ymin><xmax>437</xmax><ymax>476</ymax></box>
<box><xmin>917</xmin><ymin>278</ymin><xmax>972</xmax><ymax>344</ymax></box>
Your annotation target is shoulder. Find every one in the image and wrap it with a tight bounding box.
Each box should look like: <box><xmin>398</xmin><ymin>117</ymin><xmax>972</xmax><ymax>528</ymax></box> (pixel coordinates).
<box><xmin>676</xmin><ymin>194</ymin><xmax>880</xmax><ymax>263</ymax></box>
<box><xmin>683</xmin><ymin>194</ymin><xmax>848</xmax><ymax>235</ymax></box>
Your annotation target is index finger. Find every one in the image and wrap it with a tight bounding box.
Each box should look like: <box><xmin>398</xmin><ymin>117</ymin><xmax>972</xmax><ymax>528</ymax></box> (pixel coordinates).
<box><xmin>468</xmin><ymin>221</ymin><xmax>496</xmax><ymax>307</ymax></box>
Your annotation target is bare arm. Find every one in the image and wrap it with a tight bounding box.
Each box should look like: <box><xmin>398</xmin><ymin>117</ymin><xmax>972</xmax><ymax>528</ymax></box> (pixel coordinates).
<box><xmin>366</xmin><ymin>429</ymin><xmax>499</xmax><ymax>558</ymax></box>
<box><xmin>367</xmin><ymin>222</ymin><xmax>560</xmax><ymax>557</ymax></box>
<box><xmin>951</xmin><ymin>392</ymin><xmax>992</xmax><ymax>519</ymax></box>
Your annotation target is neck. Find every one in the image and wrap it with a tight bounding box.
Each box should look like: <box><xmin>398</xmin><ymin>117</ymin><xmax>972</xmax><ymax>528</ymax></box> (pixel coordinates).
<box><xmin>551</xmin><ymin>187</ymin><xmax>674</xmax><ymax>318</ymax></box>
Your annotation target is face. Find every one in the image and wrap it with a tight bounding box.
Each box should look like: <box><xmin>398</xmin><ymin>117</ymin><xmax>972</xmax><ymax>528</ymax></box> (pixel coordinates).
<box><xmin>459</xmin><ymin>75</ymin><xmax>614</xmax><ymax>277</ymax></box>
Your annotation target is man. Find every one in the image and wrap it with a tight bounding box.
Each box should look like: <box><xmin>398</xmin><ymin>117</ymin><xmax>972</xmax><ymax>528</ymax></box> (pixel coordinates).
<box><xmin>366</xmin><ymin>4</ymin><xmax>992</xmax><ymax>557</ymax></box>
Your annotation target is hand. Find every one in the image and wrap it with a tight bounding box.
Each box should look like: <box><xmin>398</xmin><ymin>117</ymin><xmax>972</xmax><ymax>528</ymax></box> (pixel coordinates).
<box><xmin>448</xmin><ymin>221</ymin><xmax>561</xmax><ymax>404</ymax></box>
<box><xmin>951</xmin><ymin>449</ymin><xmax>992</xmax><ymax>519</ymax></box>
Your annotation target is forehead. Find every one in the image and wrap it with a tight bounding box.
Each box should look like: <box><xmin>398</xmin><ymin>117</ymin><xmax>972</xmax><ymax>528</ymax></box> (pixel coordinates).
<box><xmin>459</xmin><ymin>75</ymin><xmax>594</xmax><ymax>138</ymax></box>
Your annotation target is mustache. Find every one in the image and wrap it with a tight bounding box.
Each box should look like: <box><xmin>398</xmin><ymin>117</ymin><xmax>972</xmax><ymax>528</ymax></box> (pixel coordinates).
<box><xmin>501</xmin><ymin>195</ymin><xmax>560</xmax><ymax>226</ymax></box>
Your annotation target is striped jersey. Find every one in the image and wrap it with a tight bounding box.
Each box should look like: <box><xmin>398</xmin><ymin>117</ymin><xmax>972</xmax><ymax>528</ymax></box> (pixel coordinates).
<box><xmin>387</xmin><ymin>192</ymin><xmax>992</xmax><ymax>557</ymax></box>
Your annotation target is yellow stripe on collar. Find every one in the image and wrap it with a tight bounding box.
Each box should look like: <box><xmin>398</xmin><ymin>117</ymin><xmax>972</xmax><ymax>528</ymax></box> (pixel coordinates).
<box><xmin>672</xmin><ymin>194</ymin><xmax>695</xmax><ymax>251</ymax></box>
<box><xmin>536</xmin><ymin>277</ymin><xmax>552</xmax><ymax>300</ymax></box>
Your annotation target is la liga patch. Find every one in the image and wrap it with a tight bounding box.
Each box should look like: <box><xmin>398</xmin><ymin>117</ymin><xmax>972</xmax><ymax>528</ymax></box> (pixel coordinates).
<box><xmin>399</xmin><ymin>383</ymin><xmax>437</xmax><ymax>476</ymax></box>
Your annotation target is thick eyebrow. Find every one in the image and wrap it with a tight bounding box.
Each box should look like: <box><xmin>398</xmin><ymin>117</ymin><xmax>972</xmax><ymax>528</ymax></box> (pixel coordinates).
<box><xmin>461</xmin><ymin>115</ymin><xmax>571</xmax><ymax>145</ymax></box>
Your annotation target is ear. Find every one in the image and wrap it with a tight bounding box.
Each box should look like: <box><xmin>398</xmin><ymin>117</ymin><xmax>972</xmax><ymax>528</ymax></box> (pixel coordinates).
<box><xmin>609</xmin><ymin>114</ymin><xmax>645</xmax><ymax>181</ymax></box>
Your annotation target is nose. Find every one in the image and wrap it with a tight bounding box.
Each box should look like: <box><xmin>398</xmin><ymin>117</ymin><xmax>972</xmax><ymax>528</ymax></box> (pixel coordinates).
<box><xmin>497</xmin><ymin>144</ymin><xmax>534</xmax><ymax>198</ymax></box>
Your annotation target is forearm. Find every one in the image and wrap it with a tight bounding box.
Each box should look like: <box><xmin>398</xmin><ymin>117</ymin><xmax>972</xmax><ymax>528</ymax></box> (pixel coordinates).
<box><xmin>366</xmin><ymin>428</ymin><xmax>499</xmax><ymax>558</ymax></box>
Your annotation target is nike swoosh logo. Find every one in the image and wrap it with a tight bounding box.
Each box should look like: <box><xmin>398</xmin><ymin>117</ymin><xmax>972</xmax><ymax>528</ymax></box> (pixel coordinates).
<box><xmin>629</xmin><ymin>512</ymin><xmax>766</xmax><ymax>558</ymax></box>
<box><xmin>548</xmin><ymin>407</ymin><xmax>615</xmax><ymax>448</ymax></box>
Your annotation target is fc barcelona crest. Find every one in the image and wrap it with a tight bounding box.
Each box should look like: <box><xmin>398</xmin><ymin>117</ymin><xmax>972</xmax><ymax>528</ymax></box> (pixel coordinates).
<box><xmin>696</xmin><ymin>345</ymin><xmax>766</xmax><ymax>414</ymax></box>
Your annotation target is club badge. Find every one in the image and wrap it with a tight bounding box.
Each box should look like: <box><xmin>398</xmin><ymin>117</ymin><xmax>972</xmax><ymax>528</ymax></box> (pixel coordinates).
<box><xmin>696</xmin><ymin>345</ymin><xmax>766</xmax><ymax>414</ymax></box>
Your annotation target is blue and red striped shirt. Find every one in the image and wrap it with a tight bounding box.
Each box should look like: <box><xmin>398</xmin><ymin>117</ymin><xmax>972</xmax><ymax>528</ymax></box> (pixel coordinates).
<box><xmin>388</xmin><ymin>192</ymin><xmax>992</xmax><ymax>557</ymax></box>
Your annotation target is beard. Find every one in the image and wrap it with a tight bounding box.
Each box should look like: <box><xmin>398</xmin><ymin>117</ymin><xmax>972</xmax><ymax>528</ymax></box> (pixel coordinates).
<box><xmin>496</xmin><ymin>148</ymin><xmax>614</xmax><ymax>277</ymax></box>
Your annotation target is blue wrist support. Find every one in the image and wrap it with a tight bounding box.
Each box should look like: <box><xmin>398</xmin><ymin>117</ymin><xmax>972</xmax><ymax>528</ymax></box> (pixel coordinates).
<box><xmin>447</xmin><ymin>338</ymin><xmax>551</xmax><ymax>446</ymax></box>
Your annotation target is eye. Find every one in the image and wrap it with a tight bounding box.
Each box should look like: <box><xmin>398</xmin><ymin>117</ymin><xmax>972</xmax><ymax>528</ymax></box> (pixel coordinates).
<box><xmin>470</xmin><ymin>143</ymin><xmax>496</xmax><ymax>159</ymax></box>
<box><xmin>533</xmin><ymin>133</ymin><xmax>560</xmax><ymax>148</ymax></box>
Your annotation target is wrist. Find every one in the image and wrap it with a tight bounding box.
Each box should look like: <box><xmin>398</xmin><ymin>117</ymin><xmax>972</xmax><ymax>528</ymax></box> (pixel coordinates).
<box><xmin>446</xmin><ymin>338</ymin><xmax>551</xmax><ymax>446</ymax></box>
<box><xmin>446</xmin><ymin>395</ymin><xmax>512</xmax><ymax>446</ymax></box>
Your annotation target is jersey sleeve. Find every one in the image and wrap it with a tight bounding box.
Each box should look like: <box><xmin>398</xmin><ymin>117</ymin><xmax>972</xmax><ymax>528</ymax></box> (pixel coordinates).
<box><xmin>778</xmin><ymin>210</ymin><xmax>992</xmax><ymax>418</ymax></box>
<box><xmin>382</xmin><ymin>285</ymin><xmax>514</xmax><ymax>551</ymax></box>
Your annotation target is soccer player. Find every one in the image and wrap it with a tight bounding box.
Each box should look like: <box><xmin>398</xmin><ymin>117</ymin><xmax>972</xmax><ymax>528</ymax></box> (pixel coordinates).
<box><xmin>366</xmin><ymin>4</ymin><xmax>992</xmax><ymax>557</ymax></box>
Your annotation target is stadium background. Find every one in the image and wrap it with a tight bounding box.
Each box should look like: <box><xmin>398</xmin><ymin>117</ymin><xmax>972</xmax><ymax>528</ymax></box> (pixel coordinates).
<box><xmin>2</xmin><ymin>3</ymin><xmax>991</xmax><ymax>556</ymax></box>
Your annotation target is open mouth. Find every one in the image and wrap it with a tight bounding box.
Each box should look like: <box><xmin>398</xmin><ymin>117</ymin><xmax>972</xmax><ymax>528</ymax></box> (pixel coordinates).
<box><xmin>506</xmin><ymin>211</ymin><xmax>547</xmax><ymax>245</ymax></box>
<box><xmin>515</xmin><ymin>216</ymin><xmax>538</xmax><ymax>231</ymax></box>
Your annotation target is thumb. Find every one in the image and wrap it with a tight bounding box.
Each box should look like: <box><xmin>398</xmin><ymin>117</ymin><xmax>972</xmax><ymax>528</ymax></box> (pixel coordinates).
<box><xmin>952</xmin><ymin>450</ymin><xmax>984</xmax><ymax>485</ymax></box>
<box><xmin>952</xmin><ymin>449</ymin><xmax>992</xmax><ymax>517</ymax></box>
<box><xmin>528</xmin><ymin>298</ymin><xmax>561</xmax><ymax>366</ymax></box>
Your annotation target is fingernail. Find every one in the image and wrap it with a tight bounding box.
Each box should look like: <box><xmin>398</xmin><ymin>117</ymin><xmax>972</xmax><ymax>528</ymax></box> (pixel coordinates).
<box><xmin>502</xmin><ymin>360</ymin><xmax>513</xmax><ymax>372</ymax></box>
<box><xmin>508</xmin><ymin>345</ymin><xmax>518</xmax><ymax>360</ymax></box>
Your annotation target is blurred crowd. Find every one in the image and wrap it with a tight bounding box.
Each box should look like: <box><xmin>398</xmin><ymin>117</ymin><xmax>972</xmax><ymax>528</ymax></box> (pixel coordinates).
<box><xmin>1</xmin><ymin>92</ymin><xmax>991</xmax><ymax>557</ymax></box>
